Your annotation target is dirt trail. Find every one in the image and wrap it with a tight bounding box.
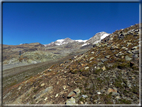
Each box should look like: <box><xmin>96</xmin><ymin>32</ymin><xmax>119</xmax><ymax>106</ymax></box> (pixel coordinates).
<box><xmin>3</xmin><ymin>63</ymin><xmax>29</xmax><ymax>71</ymax></box>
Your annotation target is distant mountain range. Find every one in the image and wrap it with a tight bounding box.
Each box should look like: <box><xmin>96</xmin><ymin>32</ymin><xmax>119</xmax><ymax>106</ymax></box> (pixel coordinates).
<box><xmin>3</xmin><ymin>31</ymin><xmax>110</xmax><ymax>65</ymax></box>
<box><xmin>44</xmin><ymin>38</ymin><xmax>87</xmax><ymax>47</ymax></box>
<box><xmin>44</xmin><ymin>32</ymin><xmax>109</xmax><ymax>47</ymax></box>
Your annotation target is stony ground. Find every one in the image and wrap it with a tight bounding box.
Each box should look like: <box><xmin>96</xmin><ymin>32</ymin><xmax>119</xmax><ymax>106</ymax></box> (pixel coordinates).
<box><xmin>2</xmin><ymin>55</ymin><xmax>74</xmax><ymax>97</ymax></box>
<box><xmin>2</xmin><ymin>23</ymin><xmax>141</xmax><ymax>106</ymax></box>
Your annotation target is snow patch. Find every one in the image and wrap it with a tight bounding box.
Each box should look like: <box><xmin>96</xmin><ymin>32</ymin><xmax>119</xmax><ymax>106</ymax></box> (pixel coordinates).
<box><xmin>56</xmin><ymin>39</ymin><xmax>64</xmax><ymax>43</ymax></box>
<box><xmin>55</xmin><ymin>39</ymin><xmax>65</xmax><ymax>45</ymax></box>
<box><xmin>93</xmin><ymin>40</ymin><xmax>100</xmax><ymax>45</ymax></box>
<box><xmin>100</xmin><ymin>33</ymin><xmax>109</xmax><ymax>40</ymax></box>
<box><xmin>82</xmin><ymin>43</ymin><xmax>90</xmax><ymax>47</ymax></box>
<box><xmin>75</xmin><ymin>40</ymin><xmax>87</xmax><ymax>42</ymax></box>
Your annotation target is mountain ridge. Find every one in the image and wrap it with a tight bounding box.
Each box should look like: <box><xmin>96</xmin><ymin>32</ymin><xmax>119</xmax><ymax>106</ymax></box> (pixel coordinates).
<box><xmin>44</xmin><ymin>32</ymin><xmax>109</xmax><ymax>47</ymax></box>
<box><xmin>3</xmin><ymin>31</ymin><xmax>110</xmax><ymax>65</ymax></box>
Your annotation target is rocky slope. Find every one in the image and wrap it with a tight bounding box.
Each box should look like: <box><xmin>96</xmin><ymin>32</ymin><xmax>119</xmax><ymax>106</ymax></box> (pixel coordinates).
<box><xmin>3</xmin><ymin>23</ymin><xmax>141</xmax><ymax>105</ymax></box>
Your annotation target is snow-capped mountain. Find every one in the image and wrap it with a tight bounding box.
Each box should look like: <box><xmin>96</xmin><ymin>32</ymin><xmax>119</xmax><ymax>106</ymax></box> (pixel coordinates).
<box><xmin>3</xmin><ymin>31</ymin><xmax>110</xmax><ymax>65</ymax></box>
<box><xmin>56</xmin><ymin>38</ymin><xmax>74</xmax><ymax>45</ymax></box>
<box><xmin>75</xmin><ymin>40</ymin><xmax>87</xmax><ymax>42</ymax></box>
<box><xmin>44</xmin><ymin>32</ymin><xmax>109</xmax><ymax>47</ymax></box>
<box><xmin>44</xmin><ymin>38</ymin><xmax>87</xmax><ymax>47</ymax></box>
<box><xmin>86</xmin><ymin>32</ymin><xmax>110</xmax><ymax>45</ymax></box>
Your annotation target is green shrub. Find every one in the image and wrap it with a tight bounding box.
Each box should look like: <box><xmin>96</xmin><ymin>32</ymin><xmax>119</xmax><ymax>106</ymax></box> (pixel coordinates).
<box><xmin>118</xmin><ymin>99</ymin><xmax>131</xmax><ymax>104</ymax></box>
<box><xmin>114</xmin><ymin>78</ymin><xmax>123</xmax><ymax>88</ymax></box>
<box><xmin>94</xmin><ymin>69</ymin><xmax>102</xmax><ymax>74</ymax></box>
<box><xmin>131</xmin><ymin>86</ymin><xmax>139</xmax><ymax>94</ymax></box>
<box><xmin>100</xmin><ymin>94</ymin><xmax>113</xmax><ymax>104</ymax></box>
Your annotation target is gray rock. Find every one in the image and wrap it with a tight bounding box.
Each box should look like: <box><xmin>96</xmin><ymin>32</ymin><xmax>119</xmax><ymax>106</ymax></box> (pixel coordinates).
<box><xmin>110</xmin><ymin>45</ymin><xmax>119</xmax><ymax>50</ymax></box>
<box><xmin>132</xmin><ymin>49</ymin><xmax>139</xmax><ymax>54</ymax></box>
<box><xmin>91</xmin><ymin>51</ymin><xmax>95</xmax><ymax>54</ymax></box>
<box><xmin>115</xmin><ymin>96</ymin><xmax>121</xmax><ymax>99</ymax></box>
<box><xmin>105</xmin><ymin>55</ymin><xmax>110</xmax><ymax>58</ymax></box>
<box><xmin>82</xmin><ymin>95</ymin><xmax>88</xmax><ymax>98</ymax></box>
<box><xmin>132</xmin><ymin>46</ymin><xmax>138</xmax><ymax>50</ymax></box>
<box><xmin>101</xmin><ymin>43</ymin><xmax>107</xmax><ymax>47</ymax></box>
<box><xmin>48</xmin><ymin>69</ymin><xmax>52</xmax><ymax>72</ymax></box>
<box><xmin>73</xmin><ymin>88</ymin><xmax>81</xmax><ymax>96</ymax></box>
<box><xmin>67</xmin><ymin>88</ymin><xmax>80</xmax><ymax>98</ymax></box>
<box><xmin>97</xmin><ymin>62</ymin><xmax>103</xmax><ymax>66</ymax></box>
<box><xmin>126</xmin><ymin>43</ymin><xmax>132</xmax><ymax>47</ymax></box>
<box><xmin>112</xmin><ymin>50</ymin><xmax>116</xmax><ymax>53</ymax></box>
<box><xmin>135</xmin><ymin>29</ymin><xmax>139</xmax><ymax>32</ymax></box>
<box><xmin>132</xmin><ymin>54</ymin><xmax>138</xmax><ymax>59</ymax></box>
<box><xmin>116</xmin><ymin>52</ymin><xmax>124</xmax><ymax>57</ymax></box>
<box><xmin>34</xmin><ymin>86</ymin><xmax>53</xmax><ymax>100</ymax></box>
<box><xmin>112</xmin><ymin>92</ymin><xmax>119</xmax><ymax>96</ymax></box>
<box><xmin>90</xmin><ymin>57</ymin><xmax>94</xmax><ymax>60</ymax></box>
<box><xmin>125</xmin><ymin>55</ymin><xmax>132</xmax><ymax>61</ymax></box>
<box><xmin>110</xmin><ymin>37</ymin><xmax>113</xmax><ymax>40</ymax></box>
<box><xmin>118</xmin><ymin>33</ymin><xmax>124</xmax><ymax>39</ymax></box>
<box><xmin>101</xmin><ymin>58</ymin><xmax>108</xmax><ymax>62</ymax></box>
<box><xmin>122</xmin><ymin>47</ymin><xmax>128</xmax><ymax>51</ymax></box>
<box><xmin>101</xmin><ymin>89</ymin><xmax>106</xmax><ymax>93</ymax></box>
<box><xmin>115</xmin><ymin>53</ymin><xmax>119</xmax><ymax>57</ymax></box>
<box><xmin>85</xmin><ymin>66</ymin><xmax>89</xmax><ymax>70</ymax></box>
<box><xmin>127</xmin><ymin>50</ymin><xmax>132</xmax><ymax>54</ymax></box>
<box><xmin>65</xmin><ymin>97</ymin><xmax>76</xmax><ymax>105</ymax></box>
<box><xmin>3</xmin><ymin>92</ymin><xmax>11</xmax><ymax>99</ymax></box>
<box><xmin>127</xmin><ymin>81</ymin><xmax>132</xmax><ymax>89</ymax></box>
<box><xmin>107</xmin><ymin>63</ymin><xmax>113</xmax><ymax>68</ymax></box>
<box><xmin>97</xmin><ymin>92</ymin><xmax>101</xmax><ymax>95</ymax></box>
<box><xmin>96</xmin><ymin>67</ymin><xmax>100</xmax><ymax>70</ymax></box>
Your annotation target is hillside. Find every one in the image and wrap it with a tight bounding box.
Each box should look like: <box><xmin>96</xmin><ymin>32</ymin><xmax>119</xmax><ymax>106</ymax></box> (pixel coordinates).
<box><xmin>3</xmin><ymin>23</ymin><xmax>141</xmax><ymax>105</ymax></box>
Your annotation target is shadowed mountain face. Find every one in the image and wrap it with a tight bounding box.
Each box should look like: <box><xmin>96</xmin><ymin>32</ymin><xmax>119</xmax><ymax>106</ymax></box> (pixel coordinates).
<box><xmin>3</xmin><ymin>23</ymin><xmax>141</xmax><ymax>104</ymax></box>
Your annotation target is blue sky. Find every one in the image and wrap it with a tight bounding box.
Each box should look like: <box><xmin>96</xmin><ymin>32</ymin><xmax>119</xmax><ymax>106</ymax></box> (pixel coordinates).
<box><xmin>3</xmin><ymin>2</ymin><xmax>139</xmax><ymax>45</ymax></box>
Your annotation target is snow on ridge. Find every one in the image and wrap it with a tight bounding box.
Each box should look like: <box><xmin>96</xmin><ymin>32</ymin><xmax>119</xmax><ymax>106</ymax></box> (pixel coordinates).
<box><xmin>95</xmin><ymin>32</ymin><xmax>110</xmax><ymax>40</ymax></box>
<box><xmin>93</xmin><ymin>40</ymin><xmax>100</xmax><ymax>45</ymax></box>
<box><xmin>54</xmin><ymin>39</ymin><xmax>65</xmax><ymax>45</ymax></box>
<box><xmin>56</xmin><ymin>39</ymin><xmax>64</xmax><ymax>42</ymax></box>
<box><xmin>75</xmin><ymin>40</ymin><xmax>87</xmax><ymax>42</ymax></box>
<box><xmin>100</xmin><ymin>33</ymin><xmax>109</xmax><ymax>40</ymax></box>
<box><xmin>82</xmin><ymin>43</ymin><xmax>90</xmax><ymax>47</ymax></box>
<box><xmin>55</xmin><ymin>39</ymin><xmax>87</xmax><ymax>46</ymax></box>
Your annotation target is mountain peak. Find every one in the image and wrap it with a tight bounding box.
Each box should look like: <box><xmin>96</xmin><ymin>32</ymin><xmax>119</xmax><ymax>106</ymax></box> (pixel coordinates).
<box><xmin>45</xmin><ymin>31</ymin><xmax>109</xmax><ymax>47</ymax></box>
<box><xmin>64</xmin><ymin>38</ymin><xmax>73</xmax><ymax>41</ymax></box>
<box><xmin>87</xmin><ymin>31</ymin><xmax>110</xmax><ymax>45</ymax></box>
